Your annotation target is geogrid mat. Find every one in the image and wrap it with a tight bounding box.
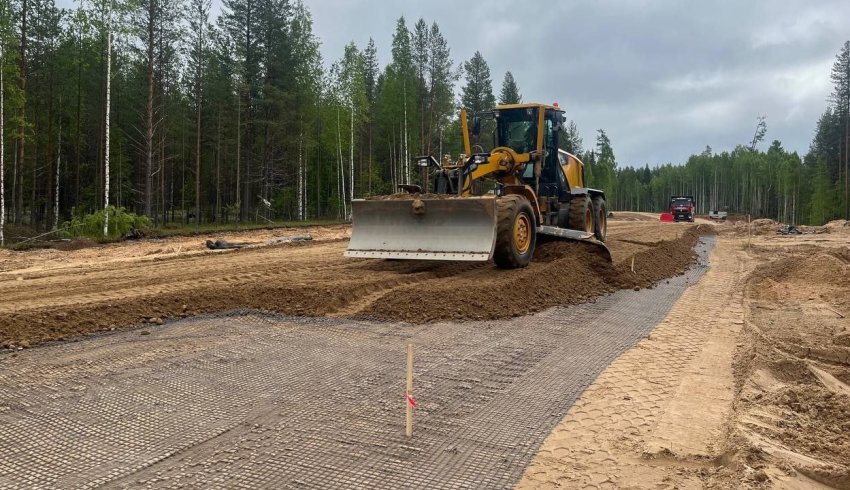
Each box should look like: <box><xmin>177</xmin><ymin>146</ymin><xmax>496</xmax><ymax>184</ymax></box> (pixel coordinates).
<box><xmin>0</xmin><ymin>238</ymin><xmax>713</xmax><ymax>489</ymax></box>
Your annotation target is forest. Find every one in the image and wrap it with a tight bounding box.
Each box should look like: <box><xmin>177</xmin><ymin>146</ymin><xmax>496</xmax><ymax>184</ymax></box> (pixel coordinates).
<box><xmin>0</xmin><ymin>0</ymin><xmax>849</xmax><ymax>245</ymax></box>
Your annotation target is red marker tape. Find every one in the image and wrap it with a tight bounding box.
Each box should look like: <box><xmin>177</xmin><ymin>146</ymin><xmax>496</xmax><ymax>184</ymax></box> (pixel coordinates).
<box><xmin>405</xmin><ymin>391</ymin><xmax>417</xmax><ymax>408</ymax></box>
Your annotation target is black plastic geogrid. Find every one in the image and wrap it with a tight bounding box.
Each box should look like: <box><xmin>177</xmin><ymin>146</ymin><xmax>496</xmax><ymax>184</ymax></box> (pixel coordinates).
<box><xmin>0</xmin><ymin>238</ymin><xmax>714</xmax><ymax>489</ymax></box>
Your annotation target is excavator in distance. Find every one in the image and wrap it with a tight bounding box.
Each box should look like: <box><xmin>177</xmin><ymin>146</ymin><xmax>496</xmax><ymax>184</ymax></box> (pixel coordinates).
<box><xmin>345</xmin><ymin>103</ymin><xmax>611</xmax><ymax>268</ymax></box>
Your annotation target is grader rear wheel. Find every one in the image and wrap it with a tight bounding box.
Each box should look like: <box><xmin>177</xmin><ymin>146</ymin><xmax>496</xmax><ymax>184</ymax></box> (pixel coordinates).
<box><xmin>568</xmin><ymin>195</ymin><xmax>594</xmax><ymax>234</ymax></box>
<box><xmin>592</xmin><ymin>196</ymin><xmax>608</xmax><ymax>242</ymax></box>
<box><xmin>493</xmin><ymin>196</ymin><xmax>536</xmax><ymax>269</ymax></box>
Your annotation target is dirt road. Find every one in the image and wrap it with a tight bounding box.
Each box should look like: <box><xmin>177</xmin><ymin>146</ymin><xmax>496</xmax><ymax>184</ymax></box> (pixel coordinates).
<box><xmin>0</xmin><ymin>217</ymin><xmax>704</xmax><ymax>348</ymax></box>
<box><xmin>519</xmin><ymin>220</ymin><xmax>850</xmax><ymax>489</ymax></box>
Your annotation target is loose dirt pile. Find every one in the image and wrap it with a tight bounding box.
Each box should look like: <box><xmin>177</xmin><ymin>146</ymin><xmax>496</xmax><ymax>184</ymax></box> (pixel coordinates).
<box><xmin>728</xmin><ymin>246</ymin><xmax>850</xmax><ymax>487</ymax></box>
<box><xmin>722</xmin><ymin>217</ymin><xmax>830</xmax><ymax>237</ymax></box>
<box><xmin>362</xmin><ymin>228</ymin><xmax>703</xmax><ymax>323</ymax></box>
<box><xmin>825</xmin><ymin>219</ymin><xmax>850</xmax><ymax>231</ymax></box>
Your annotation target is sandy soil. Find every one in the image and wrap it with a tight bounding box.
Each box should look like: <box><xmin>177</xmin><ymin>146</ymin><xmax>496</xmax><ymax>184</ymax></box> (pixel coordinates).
<box><xmin>0</xmin><ymin>220</ymin><xmax>705</xmax><ymax>348</ymax></box>
<box><xmin>732</xmin><ymin>241</ymin><xmax>850</xmax><ymax>488</ymax></box>
<box><xmin>4</xmin><ymin>212</ymin><xmax>847</xmax><ymax>487</ymax></box>
<box><xmin>519</xmin><ymin>223</ymin><xmax>850</xmax><ymax>489</ymax></box>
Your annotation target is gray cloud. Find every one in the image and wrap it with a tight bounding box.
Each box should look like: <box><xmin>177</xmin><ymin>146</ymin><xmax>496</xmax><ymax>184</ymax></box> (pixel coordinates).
<box><xmin>308</xmin><ymin>0</ymin><xmax>849</xmax><ymax>166</ymax></box>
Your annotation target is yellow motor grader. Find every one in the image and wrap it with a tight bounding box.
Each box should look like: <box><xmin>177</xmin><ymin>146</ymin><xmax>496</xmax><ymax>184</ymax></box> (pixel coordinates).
<box><xmin>345</xmin><ymin>103</ymin><xmax>610</xmax><ymax>268</ymax></box>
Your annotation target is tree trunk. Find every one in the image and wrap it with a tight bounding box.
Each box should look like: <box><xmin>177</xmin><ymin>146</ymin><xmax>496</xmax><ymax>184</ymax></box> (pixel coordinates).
<box><xmin>54</xmin><ymin>100</ymin><xmax>62</xmax><ymax>230</ymax></box>
<box><xmin>103</xmin><ymin>31</ymin><xmax>111</xmax><ymax>237</ymax></box>
<box><xmin>16</xmin><ymin>0</ymin><xmax>28</xmax><ymax>225</ymax></box>
<box><xmin>236</xmin><ymin>93</ymin><xmax>241</xmax><ymax>222</ymax></box>
<box><xmin>195</xmin><ymin>25</ymin><xmax>202</xmax><ymax>226</ymax></box>
<box><xmin>298</xmin><ymin>115</ymin><xmax>303</xmax><ymax>220</ymax></box>
<box><xmin>1</xmin><ymin>45</ymin><xmax>5</xmax><ymax>246</ymax></box>
<box><xmin>403</xmin><ymin>79</ymin><xmax>409</xmax><ymax>185</ymax></box>
<box><xmin>74</xmin><ymin>5</ymin><xmax>82</xmax><ymax>209</ymax></box>
<box><xmin>349</xmin><ymin>102</ymin><xmax>354</xmax><ymax>215</ymax></box>
<box><xmin>215</xmin><ymin>108</ymin><xmax>221</xmax><ymax>222</ymax></box>
<box><xmin>145</xmin><ymin>0</ymin><xmax>155</xmax><ymax>217</ymax></box>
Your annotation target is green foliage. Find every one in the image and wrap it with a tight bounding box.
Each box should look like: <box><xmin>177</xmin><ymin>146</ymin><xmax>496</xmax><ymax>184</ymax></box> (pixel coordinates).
<box><xmin>2</xmin><ymin>0</ymin><xmax>848</xmax><ymax>238</ymax></box>
<box><xmin>498</xmin><ymin>71</ymin><xmax>521</xmax><ymax>105</ymax></box>
<box><xmin>559</xmin><ymin>120</ymin><xmax>583</xmax><ymax>155</ymax></box>
<box><xmin>461</xmin><ymin>51</ymin><xmax>495</xmax><ymax>114</ymax></box>
<box><xmin>65</xmin><ymin>207</ymin><xmax>152</xmax><ymax>241</ymax></box>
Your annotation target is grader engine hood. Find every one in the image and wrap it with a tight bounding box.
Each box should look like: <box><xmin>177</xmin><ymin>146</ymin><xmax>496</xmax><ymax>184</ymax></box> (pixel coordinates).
<box><xmin>345</xmin><ymin>197</ymin><xmax>498</xmax><ymax>261</ymax></box>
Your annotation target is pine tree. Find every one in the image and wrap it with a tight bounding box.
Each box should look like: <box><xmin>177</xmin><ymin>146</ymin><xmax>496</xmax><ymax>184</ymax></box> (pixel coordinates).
<box><xmin>498</xmin><ymin>71</ymin><xmax>521</xmax><ymax>105</ymax></box>
<box><xmin>289</xmin><ymin>1</ymin><xmax>321</xmax><ymax>217</ymax></box>
<box><xmin>596</xmin><ymin>129</ymin><xmax>617</xmax><ymax>205</ymax></box>
<box><xmin>363</xmin><ymin>38</ymin><xmax>378</xmax><ymax>106</ymax></box>
<box><xmin>559</xmin><ymin>120</ymin><xmax>582</xmax><ymax>155</ymax></box>
<box><xmin>16</xmin><ymin>0</ymin><xmax>27</xmax><ymax>225</ymax></box>
<box><xmin>138</xmin><ymin>0</ymin><xmax>158</xmax><ymax>218</ymax></box>
<box><xmin>461</xmin><ymin>51</ymin><xmax>495</xmax><ymax>114</ymax></box>
<box><xmin>830</xmin><ymin>41</ymin><xmax>850</xmax><ymax>217</ymax></box>
<box><xmin>189</xmin><ymin>0</ymin><xmax>211</xmax><ymax>225</ymax></box>
<box><xmin>424</xmin><ymin>22</ymin><xmax>455</xmax><ymax>156</ymax></box>
<box><xmin>220</xmin><ymin>0</ymin><xmax>262</xmax><ymax>220</ymax></box>
<box><xmin>388</xmin><ymin>16</ymin><xmax>413</xmax><ymax>184</ymax></box>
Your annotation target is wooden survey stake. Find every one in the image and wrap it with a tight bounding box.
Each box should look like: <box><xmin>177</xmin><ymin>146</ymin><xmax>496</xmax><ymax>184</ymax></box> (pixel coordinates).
<box><xmin>406</xmin><ymin>343</ymin><xmax>413</xmax><ymax>437</ymax></box>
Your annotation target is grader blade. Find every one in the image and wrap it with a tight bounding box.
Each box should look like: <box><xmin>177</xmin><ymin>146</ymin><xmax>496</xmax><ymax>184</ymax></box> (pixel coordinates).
<box><xmin>537</xmin><ymin>225</ymin><xmax>613</xmax><ymax>262</ymax></box>
<box><xmin>345</xmin><ymin>197</ymin><xmax>498</xmax><ymax>261</ymax></box>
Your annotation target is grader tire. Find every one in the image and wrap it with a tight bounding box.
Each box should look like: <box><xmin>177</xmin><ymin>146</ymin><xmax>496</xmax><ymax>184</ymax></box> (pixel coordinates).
<box><xmin>568</xmin><ymin>195</ymin><xmax>594</xmax><ymax>234</ymax></box>
<box><xmin>592</xmin><ymin>196</ymin><xmax>608</xmax><ymax>242</ymax></box>
<box><xmin>493</xmin><ymin>196</ymin><xmax>536</xmax><ymax>269</ymax></box>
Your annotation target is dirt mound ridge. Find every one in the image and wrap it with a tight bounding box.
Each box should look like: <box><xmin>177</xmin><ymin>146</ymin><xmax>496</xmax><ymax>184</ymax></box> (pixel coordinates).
<box><xmin>734</xmin><ymin>243</ymin><xmax>850</xmax><ymax>485</ymax></box>
<box><xmin>824</xmin><ymin>219</ymin><xmax>850</xmax><ymax>230</ymax></box>
<box><xmin>362</xmin><ymin>228</ymin><xmax>702</xmax><ymax>323</ymax></box>
<box><xmin>750</xmin><ymin>249</ymin><xmax>849</xmax><ymax>288</ymax></box>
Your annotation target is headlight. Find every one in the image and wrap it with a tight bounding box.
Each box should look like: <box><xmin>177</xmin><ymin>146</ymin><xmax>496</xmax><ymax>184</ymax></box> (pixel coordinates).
<box><xmin>474</xmin><ymin>155</ymin><xmax>487</xmax><ymax>164</ymax></box>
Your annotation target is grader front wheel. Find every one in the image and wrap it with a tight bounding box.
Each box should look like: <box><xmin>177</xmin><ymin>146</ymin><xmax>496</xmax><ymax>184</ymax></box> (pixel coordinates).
<box><xmin>493</xmin><ymin>196</ymin><xmax>537</xmax><ymax>269</ymax></box>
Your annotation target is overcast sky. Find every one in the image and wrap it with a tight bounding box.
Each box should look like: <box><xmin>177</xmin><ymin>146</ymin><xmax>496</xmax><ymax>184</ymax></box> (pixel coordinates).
<box><xmin>58</xmin><ymin>0</ymin><xmax>850</xmax><ymax>166</ymax></box>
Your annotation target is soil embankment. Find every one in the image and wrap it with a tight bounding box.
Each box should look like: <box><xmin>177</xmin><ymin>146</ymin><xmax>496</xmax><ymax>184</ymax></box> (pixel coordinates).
<box><xmin>729</xmin><ymin>245</ymin><xmax>850</xmax><ymax>487</ymax></box>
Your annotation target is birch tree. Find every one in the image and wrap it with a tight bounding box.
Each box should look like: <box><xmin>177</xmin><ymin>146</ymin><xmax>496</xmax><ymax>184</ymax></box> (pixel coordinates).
<box><xmin>1</xmin><ymin>44</ymin><xmax>4</xmax><ymax>246</ymax></box>
<box><xmin>339</xmin><ymin>42</ymin><xmax>366</xmax><ymax>209</ymax></box>
<box><xmin>54</xmin><ymin>99</ymin><xmax>60</xmax><ymax>230</ymax></box>
<box><xmin>103</xmin><ymin>30</ymin><xmax>110</xmax><ymax>237</ymax></box>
